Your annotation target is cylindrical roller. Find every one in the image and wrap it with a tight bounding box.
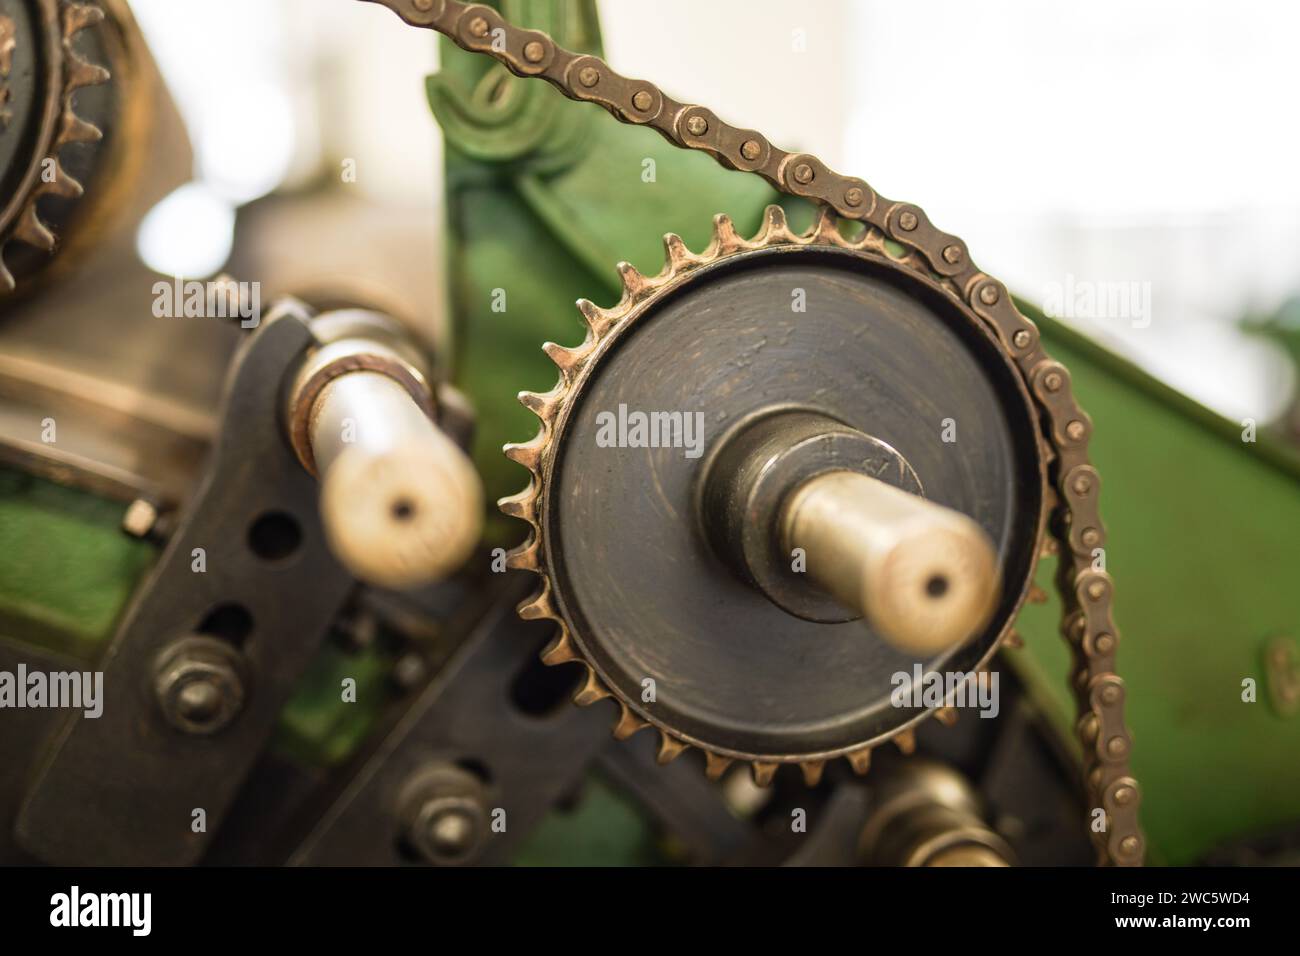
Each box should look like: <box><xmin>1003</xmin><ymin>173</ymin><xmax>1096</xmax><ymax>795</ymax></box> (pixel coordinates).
<box><xmin>780</xmin><ymin>470</ymin><xmax>1000</xmax><ymax>655</ymax></box>
<box><xmin>310</xmin><ymin>370</ymin><xmax>482</xmax><ymax>589</ymax></box>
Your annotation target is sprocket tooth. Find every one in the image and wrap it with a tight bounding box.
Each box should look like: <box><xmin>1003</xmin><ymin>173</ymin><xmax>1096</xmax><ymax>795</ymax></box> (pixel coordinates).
<box><xmin>704</xmin><ymin>752</ymin><xmax>733</xmax><ymax>781</ymax></box>
<box><xmin>616</xmin><ymin>261</ymin><xmax>650</xmax><ymax>300</ymax></box>
<box><xmin>540</xmin><ymin>629</ymin><xmax>578</xmax><ymax>665</ymax></box>
<box><xmin>576</xmin><ymin>298</ymin><xmax>616</xmax><ymax>337</ymax></box>
<box><xmin>64</xmin><ymin>2</ymin><xmax>106</xmax><ymax>34</ymax></box>
<box><xmin>935</xmin><ymin>707</ymin><xmax>958</xmax><ymax>727</ymax></box>
<box><xmin>516</xmin><ymin>388</ymin><xmax>559</xmax><ymax>420</ymax></box>
<box><xmin>517</xmin><ymin>583</ymin><xmax>555</xmax><ymax>622</ymax></box>
<box><xmin>57</xmin><ymin>108</ymin><xmax>102</xmax><ymax>145</ymax></box>
<box><xmin>13</xmin><ymin>207</ymin><xmax>55</xmax><ymax>252</ymax></box>
<box><xmin>845</xmin><ymin>746</ymin><xmax>872</xmax><ymax>775</ymax></box>
<box><xmin>750</xmin><ymin>762</ymin><xmax>778</xmax><ymax>788</ymax></box>
<box><xmin>542</xmin><ymin>340</ymin><xmax>586</xmax><ymax>380</ymax></box>
<box><xmin>709</xmin><ymin>213</ymin><xmax>744</xmax><ymax>254</ymax></box>
<box><xmin>656</xmin><ymin>732</ymin><xmax>688</xmax><ymax>765</ymax></box>
<box><xmin>799</xmin><ymin>761</ymin><xmax>825</xmax><ymax>787</ymax></box>
<box><xmin>497</xmin><ymin>486</ymin><xmax>537</xmax><ymax>522</ymax></box>
<box><xmin>810</xmin><ymin>204</ymin><xmax>841</xmax><ymax>243</ymax></box>
<box><xmin>66</xmin><ymin>53</ymin><xmax>110</xmax><ymax>92</ymax></box>
<box><xmin>1027</xmin><ymin>583</ymin><xmax>1049</xmax><ymax>604</ymax></box>
<box><xmin>35</xmin><ymin>161</ymin><xmax>83</xmax><ymax>200</ymax></box>
<box><xmin>1003</xmin><ymin>629</ymin><xmax>1025</xmax><ymax>649</ymax></box>
<box><xmin>612</xmin><ymin>703</ymin><xmax>649</xmax><ymax>741</ymax></box>
<box><xmin>573</xmin><ymin>667</ymin><xmax>611</xmax><ymax>707</ymax></box>
<box><xmin>661</xmin><ymin>232</ymin><xmax>696</xmax><ymax>271</ymax></box>
<box><xmin>756</xmin><ymin>203</ymin><xmax>791</xmax><ymax>243</ymax></box>
<box><xmin>894</xmin><ymin>728</ymin><xmax>917</xmax><ymax>755</ymax></box>
<box><xmin>504</xmin><ymin>537</ymin><xmax>541</xmax><ymax>572</ymax></box>
<box><xmin>504</xmin><ymin>434</ymin><xmax>546</xmax><ymax>469</ymax></box>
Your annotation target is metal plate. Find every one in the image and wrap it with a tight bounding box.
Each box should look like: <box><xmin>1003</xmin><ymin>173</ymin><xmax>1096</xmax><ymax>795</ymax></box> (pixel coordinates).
<box><xmin>548</xmin><ymin>247</ymin><xmax>1042</xmax><ymax>758</ymax></box>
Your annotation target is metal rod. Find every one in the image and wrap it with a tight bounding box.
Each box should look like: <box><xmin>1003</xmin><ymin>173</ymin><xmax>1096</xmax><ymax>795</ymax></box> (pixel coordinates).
<box><xmin>309</xmin><ymin>370</ymin><xmax>482</xmax><ymax>588</ymax></box>
<box><xmin>780</xmin><ymin>470</ymin><xmax>1000</xmax><ymax>655</ymax></box>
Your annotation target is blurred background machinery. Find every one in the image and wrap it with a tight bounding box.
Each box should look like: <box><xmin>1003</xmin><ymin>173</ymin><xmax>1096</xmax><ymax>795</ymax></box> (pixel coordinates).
<box><xmin>0</xmin><ymin>0</ymin><xmax>1298</xmax><ymax>866</ymax></box>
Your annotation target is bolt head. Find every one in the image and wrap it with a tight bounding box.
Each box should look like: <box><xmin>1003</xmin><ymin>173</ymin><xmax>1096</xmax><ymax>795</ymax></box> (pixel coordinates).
<box><xmin>631</xmin><ymin>89</ymin><xmax>653</xmax><ymax>112</ymax></box>
<box><xmin>1066</xmin><ymin>420</ymin><xmax>1087</xmax><ymax>441</ymax></box>
<box><xmin>979</xmin><ymin>283</ymin><xmax>999</xmax><ymax>305</ymax></box>
<box><xmin>942</xmin><ymin>244</ymin><xmax>963</xmax><ymax>264</ymax></box>
<box><xmin>1095</xmin><ymin>633</ymin><xmax>1115</xmax><ymax>653</ymax></box>
<box><xmin>740</xmin><ymin>139</ymin><xmax>762</xmax><ymax>161</ymax></box>
<box><xmin>578</xmin><ymin>66</ymin><xmax>599</xmax><ymax>87</ymax></box>
<box><xmin>897</xmin><ymin>210</ymin><xmax>919</xmax><ymax>231</ymax></box>
<box><xmin>154</xmin><ymin>638</ymin><xmax>247</xmax><ymax>735</ymax></box>
<box><xmin>468</xmin><ymin>16</ymin><xmax>489</xmax><ymax>37</ymax></box>
<box><xmin>844</xmin><ymin>186</ymin><xmax>864</xmax><ymax>207</ymax></box>
<box><xmin>685</xmin><ymin>115</ymin><xmax>708</xmax><ymax>136</ymax></box>
<box><xmin>793</xmin><ymin>163</ymin><xmax>814</xmax><ymax>185</ymax></box>
<box><xmin>408</xmin><ymin>794</ymin><xmax>487</xmax><ymax>866</ymax></box>
<box><xmin>1012</xmin><ymin>329</ymin><xmax>1032</xmax><ymax>349</ymax></box>
<box><xmin>523</xmin><ymin>40</ymin><xmax>545</xmax><ymax>63</ymax></box>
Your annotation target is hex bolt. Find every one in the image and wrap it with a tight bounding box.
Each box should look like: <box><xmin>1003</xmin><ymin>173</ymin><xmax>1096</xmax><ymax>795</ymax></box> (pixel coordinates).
<box><xmin>154</xmin><ymin>637</ymin><xmax>249</xmax><ymax>735</ymax></box>
<box><xmin>399</xmin><ymin>764</ymin><xmax>490</xmax><ymax>866</ymax></box>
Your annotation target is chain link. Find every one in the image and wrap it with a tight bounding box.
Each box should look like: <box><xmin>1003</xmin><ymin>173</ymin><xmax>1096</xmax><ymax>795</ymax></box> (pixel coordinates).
<box><xmin>367</xmin><ymin>0</ymin><xmax>1143</xmax><ymax>865</ymax></box>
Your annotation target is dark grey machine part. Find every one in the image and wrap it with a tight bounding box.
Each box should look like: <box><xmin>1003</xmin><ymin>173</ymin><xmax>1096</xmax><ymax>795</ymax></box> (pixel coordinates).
<box><xmin>289</xmin><ymin>576</ymin><xmax>614</xmax><ymax>866</ymax></box>
<box><xmin>0</xmin><ymin>639</ymin><xmax>76</xmax><ymax>864</ymax></box>
<box><xmin>548</xmin><ymin>249</ymin><xmax>1042</xmax><ymax>757</ymax></box>
<box><xmin>16</xmin><ymin>305</ymin><xmax>356</xmax><ymax>865</ymax></box>
<box><xmin>596</xmin><ymin>731</ymin><xmax>755</xmax><ymax>864</ymax></box>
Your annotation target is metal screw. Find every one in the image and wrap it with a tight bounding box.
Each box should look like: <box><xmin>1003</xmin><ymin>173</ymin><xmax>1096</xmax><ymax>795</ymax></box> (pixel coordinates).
<box><xmin>979</xmin><ymin>283</ymin><xmax>999</xmax><ymax>305</ymax></box>
<box><xmin>897</xmin><ymin>210</ymin><xmax>918</xmax><ymax>231</ymax></box>
<box><xmin>400</xmin><ymin>765</ymin><xmax>489</xmax><ymax>866</ymax></box>
<box><xmin>468</xmin><ymin>16</ymin><xmax>489</xmax><ymax>37</ymax></box>
<box><xmin>631</xmin><ymin>89</ymin><xmax>653</xmax><ymax>111</ymax></box>
<box><xmin>844</xmin><ymin>186</ymin><xmax>864</xmax><ymax>207</ymax></box>
<box><xmin>154</xmin><ymin>637</ymin><xmax>247</xmax><ymax>735</ymax></box>
<box><xmin>740</xmin><ymin>139</ymin><xmax>762</xmax><ymax>161</ymax></box>
<box><xmin>523</xmin><ymin>40</ymin><xmax>545</xmax><ymax>63</ymax></box>
<box><xmin>1066</xmin><ymin>420</ymin><xmax>1086</xmax><ymax>441</ymax></box>
<box><xmin>578</xmin><ymin>66</ymin><xmax>599</xmax><ymax>87</ymax></box>
<box><xmin>685</xmin><ymin>115</ymin><xmax>708</xmax><ymax>136</ymax></box>
<box><xmin>942</xmin><ymin>244</ymin><xmax>963</xmax><ymax>264</ymax></box>
<box><xmin>793</xmin><ymin>162</ymin><xmax>814</xmax><ymax>184</ymax></box>
<box><xmin>1012</xmin><ymin>329</ymin><xmax>1032</xmax><ymax>349</ymax></box>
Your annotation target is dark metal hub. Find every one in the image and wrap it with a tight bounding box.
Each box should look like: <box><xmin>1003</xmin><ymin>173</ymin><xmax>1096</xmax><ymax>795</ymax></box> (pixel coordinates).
<box><xmin>699</xmin><ymin>407</ymin><xmax>922</xmax><ymax>623</ymax></box>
